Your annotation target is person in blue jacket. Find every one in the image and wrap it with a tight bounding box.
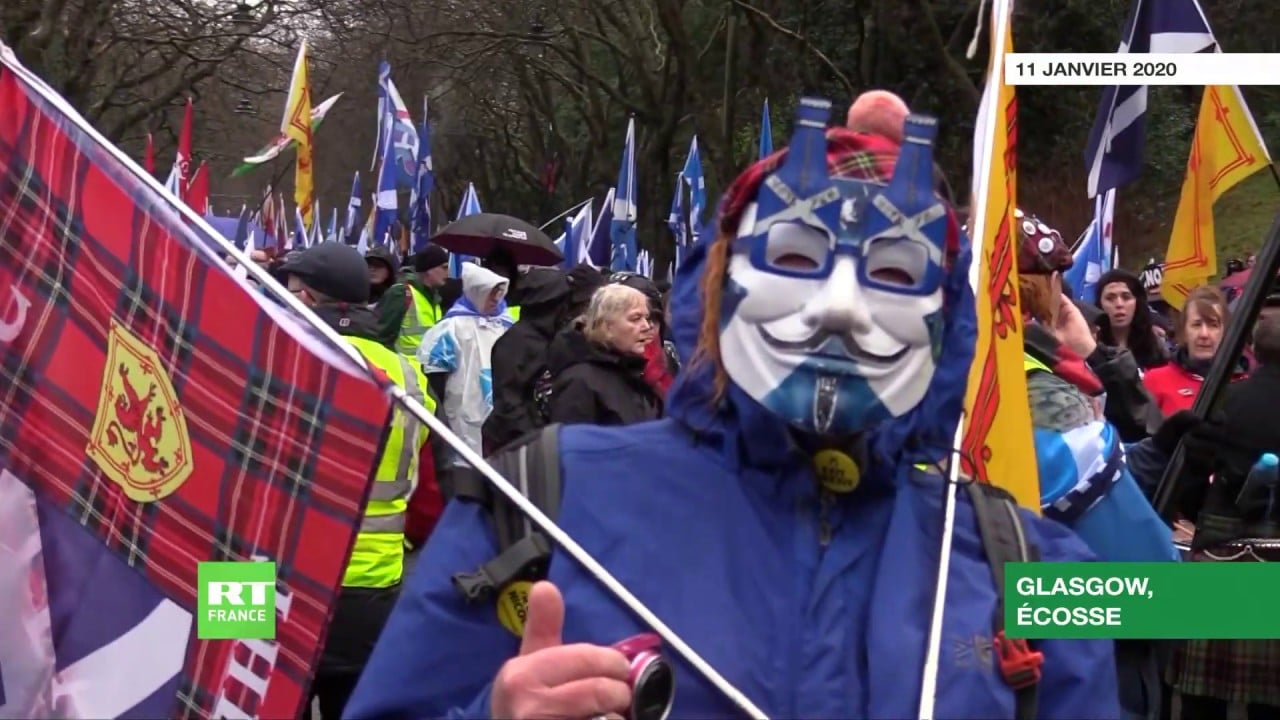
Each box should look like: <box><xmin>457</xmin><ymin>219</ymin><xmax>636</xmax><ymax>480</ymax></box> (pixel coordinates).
<box><xmin>342</xmin><ymin>98</ymin><xmax>1119</xmax><ymax>720</ymax></box>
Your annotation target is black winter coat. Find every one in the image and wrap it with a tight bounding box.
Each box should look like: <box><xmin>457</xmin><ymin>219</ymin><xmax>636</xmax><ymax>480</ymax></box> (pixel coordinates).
<box><xmin>545</xmin><ymin>328</ymin><xmax>662</xmax><ymax>427</ymax></box>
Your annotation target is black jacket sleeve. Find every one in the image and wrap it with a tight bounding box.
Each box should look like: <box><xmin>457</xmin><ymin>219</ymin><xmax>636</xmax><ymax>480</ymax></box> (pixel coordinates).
<box><xmin>1086</xmin><ymin>343</ymin><xmax>1159</xmax><ymax>442</ymax></box>
<box><xmin>548</xmin><ymin>371</ymin><xmax>600</xmax><ymax>426</ymax></box>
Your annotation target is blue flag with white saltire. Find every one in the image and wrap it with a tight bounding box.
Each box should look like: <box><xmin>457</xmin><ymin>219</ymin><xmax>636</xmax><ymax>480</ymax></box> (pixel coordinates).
<box><xmin>409</xmin><ymin>96</ymin><xmax>434</xmax><ymax>254</ymax></box>
<box><xmin>587</xmin><ymin>188</ymin><xmax>614</xmax><ymax>268</ymax></box>
<box><xmin>610</xmin><ymin>117</ymin><xmax>637</xmax><ymax>272</ymax></box>
<box><xmin>667</xmin><ymin>172</ymin><xmax>687</xmax><ymax>270</ymax></box>
<box><xmin>759</xmin><ymin>99</ymin><xmax>773</xmax><ymax>159</ymax></box>
<box><xmin>1083</xmin><ymin>0</ymin><xmax>1216</xmax><ymax>197</ymax></box>
<box><xmin>561</xmin><ymin>201</ymin><xmax>592</xmax><ymax>269</ymax></box>
<box><xmin>1064</xmin><ymin>190</ymin><xmax>1116</xmax><ymax>302</ymax></box>
<box><xmin>345</xmin><ymin>172</ymin><xmax>362</xmax><ymax>242</ymax></box>
<box><xmin>374</xmin><ymin>61</ymin><xmax>419</xmax><ymax>188</ymax></box>
<box><xmin>682</xmin><ymin>136</ymin><xmax>706</xmax><ymax>246</ymax></box>
<box><xmin>449</xmin><ymin>183</ymin><xmax>482</xmax><ymax>277</ymax></box>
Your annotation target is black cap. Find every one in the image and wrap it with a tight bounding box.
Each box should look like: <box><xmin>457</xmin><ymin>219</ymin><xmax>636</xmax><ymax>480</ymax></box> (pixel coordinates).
<box><xmin>413</xmin><ymin>244</ymin><xmax>450</xmax><ymax>272</ymax></box>
<box><xmin>279</xmin><ymin>243</ymin><xmax>370</xmax><ymax>304</ymax></box>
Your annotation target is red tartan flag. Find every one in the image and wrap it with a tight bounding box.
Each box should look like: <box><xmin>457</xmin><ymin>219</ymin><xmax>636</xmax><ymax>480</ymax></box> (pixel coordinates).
<box><xmin>0</xmin><ymin>44</ymin><xmax>393</xmax><ymax>719</ymax></box>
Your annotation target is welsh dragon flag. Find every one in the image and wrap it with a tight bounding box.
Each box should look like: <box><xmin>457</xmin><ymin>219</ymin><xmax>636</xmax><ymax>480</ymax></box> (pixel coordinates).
<box><xmin>231</xmin><ymin>93</ymin><xmax>342</xmax><ymax>177</ymax></box>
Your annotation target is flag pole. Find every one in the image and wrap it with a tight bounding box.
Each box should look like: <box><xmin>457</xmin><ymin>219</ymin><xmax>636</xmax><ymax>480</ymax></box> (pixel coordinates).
<box><xmin>538</xmin><ymin>196</ymin><xmax>594</xmax><ymax>231</ymax></box>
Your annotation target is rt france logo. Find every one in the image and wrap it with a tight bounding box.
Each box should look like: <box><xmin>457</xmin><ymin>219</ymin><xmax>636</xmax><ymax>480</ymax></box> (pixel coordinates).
<box><xmin>197</xmin><ymin>561</ymin><xmax>277</xmax><ymax>640</ymax></box>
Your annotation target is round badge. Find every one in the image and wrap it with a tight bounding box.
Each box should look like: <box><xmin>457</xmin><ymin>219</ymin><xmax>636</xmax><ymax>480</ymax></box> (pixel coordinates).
<box><xmin>1022</xmin><ymin>220</ymin><xmax>1036</xmax><ymax>236</ymax></box>
<box><xmin>496</xmin><ymin>580</ymin><xmax>534</xmax><ymax>637</ymax></box>
<box><xmin>814</xmin><ymin>450</ymin><xmax>861</xmax><ymax>493</ymax></box>
<box><xmin>1038</xmin><ymin>237</ymin><xmax>1055</xmax><ymax>254</ymax></box>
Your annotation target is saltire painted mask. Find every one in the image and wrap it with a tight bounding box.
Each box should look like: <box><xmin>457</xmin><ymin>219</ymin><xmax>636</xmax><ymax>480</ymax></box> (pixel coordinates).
<box><xmin>719</xmin><ymin>97</ymin><xmax>950</xmax><ymax>436</ymax></box>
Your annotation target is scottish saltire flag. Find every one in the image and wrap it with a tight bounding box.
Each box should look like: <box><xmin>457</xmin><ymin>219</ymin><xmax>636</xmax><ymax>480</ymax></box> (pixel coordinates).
<box><xmin>345</xmin><ymin>171</ymin><xmax>362</xmax><ymax>242</ymax></box>
<box><xmin>560</xmin><ymin>201</ymin><xmax>592</xmax><ymax>269</ymax></box>
<box><xmin>609</xmin><ymin>118</ymin><xmax>637</xmax><ymax>272</ymax></box>
<box><xmin>682</xmin><ymin>136</ymin><xmax>707</xmax><ymax>246</ymax></box>
<box><xmin>0</xmin><ymin>42</ymin><xmax>393</xmax><ymax>718</ymax></box>
<box><xmin>587</xmin><ymin>187</ymin><xmax>614</xmax><ymax>268</ymax></box>
<box><xmin>409</xmin><ymin>97</ymin><xmax>434</xmax><ymax>255</ymax></box>
<box><xmin>1064</xmin><ymin>190</ymin><xmax>1116</xmax><ymax>301</ymax></box>
<box><xmin>1083</xmin><ymin>0</ymin><xmax>1216</xmax><ymax>198</ymax></box>
<box><xmin>667</xmin><ymin>172</ymin><xmax>687</xmax><ymax>270</ymax></box>
<box><xmin>759</xmin><ymin>99</ymin><xmax>773</xmax><ymax>159</ymax></box>
<box><xmin>374</xmin><ymin>62</ymin><xmax>419</xmax><ymax>189</ymax></box>
<box><xmin>449</xmin><ymin>183</ymin><xmax>482</xmax><ymax>277</ymax></box>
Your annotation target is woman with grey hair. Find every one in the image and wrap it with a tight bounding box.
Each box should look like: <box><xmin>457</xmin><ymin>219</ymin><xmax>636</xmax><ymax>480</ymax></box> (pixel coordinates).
<box><xmin>544</xmin><ymin>283</ymin><xmax>663</xmax><ymax>426</ymax></box>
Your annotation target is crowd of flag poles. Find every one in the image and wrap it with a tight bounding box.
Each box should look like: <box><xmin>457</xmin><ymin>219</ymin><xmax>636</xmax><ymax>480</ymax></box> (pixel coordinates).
<box><xmin>140</xmin><ymin>41</ymin><xmax>779</xmax><ymax>281</ymax></box>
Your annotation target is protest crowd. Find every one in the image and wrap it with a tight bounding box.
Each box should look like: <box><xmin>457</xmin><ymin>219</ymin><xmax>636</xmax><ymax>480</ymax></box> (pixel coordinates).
<box><xmin>5</xmin><ymin>1</ymin><xmax>1280</xmax><ymax>719</ymax></box>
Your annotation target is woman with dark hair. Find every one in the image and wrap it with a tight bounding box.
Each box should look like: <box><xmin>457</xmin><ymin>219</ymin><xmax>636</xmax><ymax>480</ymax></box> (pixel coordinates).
<box><xmin>1096</xmin><ymin>269</ymin><xmax>1169</xmax><ymax>371</ymax></box>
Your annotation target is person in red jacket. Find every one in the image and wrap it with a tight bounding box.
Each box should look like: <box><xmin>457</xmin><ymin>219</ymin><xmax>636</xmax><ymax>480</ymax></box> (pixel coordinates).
<box><xmin>1142</xmin><ymin>285</ymin><xmax>1246</xmax><ymax>416</ymax></box>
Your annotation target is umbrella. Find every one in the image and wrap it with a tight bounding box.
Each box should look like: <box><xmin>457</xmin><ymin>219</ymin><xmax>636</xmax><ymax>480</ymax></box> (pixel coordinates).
<box><xmin>432</xmin><ymin>213</ymin><xmax>563</xmax><ymax>266</ymax></box>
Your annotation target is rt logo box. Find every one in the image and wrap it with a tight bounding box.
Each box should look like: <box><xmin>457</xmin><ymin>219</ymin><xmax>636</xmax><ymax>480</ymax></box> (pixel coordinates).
<box><xmin>197</xmin><ymin>561</ymin><xmax>277</xmax><ymax>640</ymax></box>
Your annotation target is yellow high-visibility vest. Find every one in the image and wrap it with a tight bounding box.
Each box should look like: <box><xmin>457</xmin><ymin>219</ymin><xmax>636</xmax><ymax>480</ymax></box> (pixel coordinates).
<box><xmin>1024</xmin><ymin>353</ymin><xmax>1052</xmax><ymax>375</ymax></box>
<box><xmin>395</xmin><ymin>285</ymin><xmax>441</xmax><ymax>357</ymax></box>
<box><xmin>344</xmin><ymin>335</ymin><xmax>434</xmax><ymax>588</ymax></box>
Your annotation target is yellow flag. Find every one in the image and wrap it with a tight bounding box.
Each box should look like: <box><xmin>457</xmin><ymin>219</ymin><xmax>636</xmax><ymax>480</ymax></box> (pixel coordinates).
<box><xmin>1161</xmin><ymin>86</ymin><xmax>1271</xmax><ymax>305</ymax></box>
<box><xmin>282</xmin><ymin>41</ymin><xmax>315</xmax><ymax>230</ymax></box>
<box><xmin>960</xmin><ymin>0</ymin><xmax>1039</xmax><ymax>511</ymax></box>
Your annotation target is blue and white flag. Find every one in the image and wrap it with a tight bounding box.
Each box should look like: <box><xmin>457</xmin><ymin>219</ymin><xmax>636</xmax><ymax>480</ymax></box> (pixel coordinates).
<box><xmin>682</xmin><ymin>136</ymin><xmax>706</xmax><ymax>245</ymax></box>
<box><xmin>374</xmin><ymin>61</ymin><xmax>419</xmax><ymax>188</ymax></box>
<box><xmin>610</xmin><ymin>117</ymin><xmax>637</xmax><ymax>272</ymax></box>
<box><xmin>587</xmin><ymin>187</ymin><xmax>614</xmax><ymax>268</ymax></box>
<box><xmin>667</xmin><ymin>172</ymin><xmax>687</xmax><ymax>270</ymax></box>
<box><xmin>449</xmin><ymin>183</ymin><xmax>482</xmax><ymax>277</ymax></box>
<box><xmin>1083</xmin><ymin>0</ymin><xmax>1216</xmax><ymax>197</ymax></box>
<box><xmin>759</xmin><ymin>99</ymin><xmax>773</xmax><ymax>159</ymax></box>
<box><xmin>345</xmin><ymin>171</ymin><xmax>363</xmax><ymax>241</ymax></box>
<box><xmin>561</xmin><ymin>201</ymin><xmax>592</xmax><ymax>269</ymax></box>
<box><xmin>409</xmin><ymin>97</ymin><xmax>434</xmax><ymax>255</ymax></box>
<box><xmin>1064</xmin><ymin>189</ymin><xmax>1116</xmax><ymax>302</ymax></box>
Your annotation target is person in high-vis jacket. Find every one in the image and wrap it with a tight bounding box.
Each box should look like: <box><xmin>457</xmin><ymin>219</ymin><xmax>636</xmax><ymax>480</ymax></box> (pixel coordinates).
<box><xmin>394</xmin><ymin>245</ymin><xmax>448</xmax><ymax>357</ymax></box>
<box><xmin>278</xmin><ymin>243</ymin><xmax>433</xmax><ymax>720</ymax></box>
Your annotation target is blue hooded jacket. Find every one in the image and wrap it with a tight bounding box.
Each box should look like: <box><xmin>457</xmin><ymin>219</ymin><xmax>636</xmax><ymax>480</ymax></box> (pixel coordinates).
<box><xmin>343</xmin><ymin>226</ymin><xmax>1119</xmax><ymax>720</ymax></box>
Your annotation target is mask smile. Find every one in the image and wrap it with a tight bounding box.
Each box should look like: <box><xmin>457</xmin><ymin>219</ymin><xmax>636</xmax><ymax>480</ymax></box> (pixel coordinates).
<box><xmin>757</xmin><ymin>325</ymin><xmax>908</xmax><ymax>365</ymax></box>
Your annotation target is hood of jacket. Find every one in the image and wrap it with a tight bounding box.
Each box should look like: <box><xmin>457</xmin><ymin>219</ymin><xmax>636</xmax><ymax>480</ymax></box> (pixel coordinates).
<box><xmin>507</xmin><ymin>267</ymin><xmax>572</xmax><ymax>336</ymax></box>
<box><xmin>312</xmin><ymin>303</ymin><xmax>383</xmax><ymax>343</ymax></box>
<box><xmin>446</xmin><ymin>263</ymin><xmax>510</xmax><ymax>319</ymax></box>
<box><xmin>546</xmin><ymin>324</ymin><xmax>647</xmax><ymax>377</ymax></box>
<box><xmin>366</xmin><ymin>244</ymin><xmax>399</xmax><ymax>274</ymax></box>
<box><xmin>664</xmin><ymin>227</ymin><xmax>978</xmax><ymax>473</ymax></box>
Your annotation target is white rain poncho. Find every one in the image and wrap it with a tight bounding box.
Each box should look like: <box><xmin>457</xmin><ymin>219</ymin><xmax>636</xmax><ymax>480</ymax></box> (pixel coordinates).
<box><xmin>417</xmin><ymin>263</ymin><xmax>514</xmax><ymax>464</ymax></box>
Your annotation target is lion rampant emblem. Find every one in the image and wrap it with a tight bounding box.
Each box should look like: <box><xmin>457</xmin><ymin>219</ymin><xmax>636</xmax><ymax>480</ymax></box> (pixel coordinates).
<box><xmin>86</xmin><ymin>320</ymin><xmax>193</xmax><ymax>502</ymax></box>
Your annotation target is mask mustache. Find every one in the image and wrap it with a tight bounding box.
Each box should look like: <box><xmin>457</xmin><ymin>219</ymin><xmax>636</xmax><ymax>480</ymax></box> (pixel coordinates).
<box><xmin>759</xmin><ymin>326</ymin><xmax>908</xmax><ymax>363</ymax></box>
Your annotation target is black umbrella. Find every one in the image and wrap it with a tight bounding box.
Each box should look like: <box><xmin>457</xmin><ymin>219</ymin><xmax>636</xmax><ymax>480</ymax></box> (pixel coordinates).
<box><xmin>432</xmin><ymin>213</ymin><xmax>563</xmax><ymax>266</ymax></box>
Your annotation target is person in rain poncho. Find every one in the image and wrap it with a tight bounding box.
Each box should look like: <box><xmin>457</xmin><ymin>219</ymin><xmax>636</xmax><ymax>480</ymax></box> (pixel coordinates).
<box><xmin>417</xmin><ymin>262</ymin><xmax>514</xmax><ymax>465</ymax></box>
<box><xmin>344</xmin><ymin>98</ymin><xmax>1118</xmax><ymax>720</ymax></box>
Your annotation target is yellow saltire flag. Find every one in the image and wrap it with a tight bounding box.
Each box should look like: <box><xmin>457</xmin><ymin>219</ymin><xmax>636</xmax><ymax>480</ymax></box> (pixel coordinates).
<box><xmin>282</xmin><ymin>41</ymin><xmax>315</xmax><ymax>230</ymax></box>
<box><xmin>960</xmin><ymin>0</ymin><xmax>1039</xmax><ymax>511</ymax></box>
<box><xmin>1160</xmin><ymin>86</ymin><xmax>1271</xmax><ymax>305</ymax></box>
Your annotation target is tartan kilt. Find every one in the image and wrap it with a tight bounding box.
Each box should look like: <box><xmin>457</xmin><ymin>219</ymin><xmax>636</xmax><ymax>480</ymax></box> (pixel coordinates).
<box><xmin>1166</xmin><ymin>549</ymin><xmax>1280</xmax><ymax>706</ymax></box>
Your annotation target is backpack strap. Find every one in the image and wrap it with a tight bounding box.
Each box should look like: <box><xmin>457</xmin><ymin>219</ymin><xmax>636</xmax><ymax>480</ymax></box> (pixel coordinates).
<box><xmin>452</xmin><ymin>425</ymin><xmax>562</xmax><ymax>604</ymax></box>
<box><xmin>965</xmin><ymin>481</ymin><xmax>1044</xmax><ymax>720</ymax></box>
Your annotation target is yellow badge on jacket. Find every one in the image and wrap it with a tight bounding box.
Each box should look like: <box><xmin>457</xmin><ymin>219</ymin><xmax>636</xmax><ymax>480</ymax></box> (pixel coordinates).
<box><xmin>814</xmin><ymin>449</ymin><xmax>860</xmax><ymax>493</ymax></box>
<box><xmin>497</xmin><ymin>580</ymin><xmax>534</xmax><ymax>636</ymax></box>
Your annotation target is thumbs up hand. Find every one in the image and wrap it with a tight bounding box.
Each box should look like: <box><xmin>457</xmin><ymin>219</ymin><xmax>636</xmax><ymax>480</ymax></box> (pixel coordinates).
<box><xmin>490</xmin><ymin>581</ymin><xmax>633</xmax><ymax>719</ymax></box>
